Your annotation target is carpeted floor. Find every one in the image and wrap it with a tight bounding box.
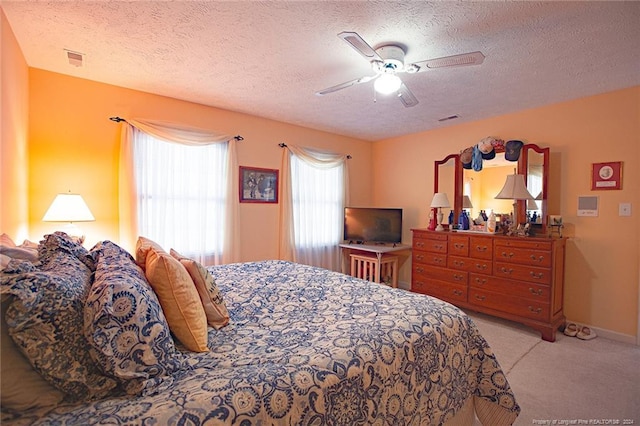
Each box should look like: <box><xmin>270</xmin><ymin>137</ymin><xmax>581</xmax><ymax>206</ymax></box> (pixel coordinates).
<box><xmin>466</xmin><ymin>311</ymin><xmax>640</xmax><ymax>425</ymax></box>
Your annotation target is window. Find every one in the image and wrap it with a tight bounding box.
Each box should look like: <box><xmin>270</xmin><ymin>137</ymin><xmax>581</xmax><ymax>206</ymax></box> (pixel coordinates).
<box><xmin>287</xmin><ymin>149</ymin><xmax>346</xmax><ymax>271</ymax></box>
<box><xmin>133</xmin><ymin>128</ymin><xmax>228</xmax><ymax>264</ymax></box>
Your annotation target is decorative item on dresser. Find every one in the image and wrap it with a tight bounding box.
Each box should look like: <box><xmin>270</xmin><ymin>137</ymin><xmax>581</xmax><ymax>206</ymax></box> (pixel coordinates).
<box><xmin>411</xmin><ymin>228</ymin><xmax>566</xmax><ymax>341</ymax></box>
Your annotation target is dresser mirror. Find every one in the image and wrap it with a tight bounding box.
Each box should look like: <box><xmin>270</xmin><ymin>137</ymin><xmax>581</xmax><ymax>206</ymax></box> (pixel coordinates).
<box><xmin>434</xmin><ymin>143</ymin><xmax>549</xmax><ymax>234</ymax></box>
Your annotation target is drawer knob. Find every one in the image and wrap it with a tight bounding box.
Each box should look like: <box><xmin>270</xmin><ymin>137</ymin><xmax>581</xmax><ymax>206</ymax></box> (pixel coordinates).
<box><xmin>475</xmin><ymin>246</ymin><xmax>488</xmax><ymax>252</ymax></box>
<box><xmin>528</xmin><ymin>306</ymin><xmax>542</xmax><ymax>314</ymax></box>
<box><xmin>501</xmin><ymin>252</ymin><xmax>514</xmax><ymax>258</ymax></box>
<box><xmin>454</xmin><ymin>260</ymin><xmax>465</xmax><ymax>267</ymax></box>
<box><xmin>475</xmin><ymin>294</ymin><xmax>486</xmax><ymax>301</ymax></box>
<box><xmin>416</xmin><ymin>242</ymin><xmax>424</xmax><ymax>248</ymax></box>
<box><xmin>529</xmin><ymin>271</ymin><xmax>544</xmax><ymax>279</ymax></box>
<box><xmin>530</xmin><ymin>254</ymin><xmax>545</xmax><ymax>262</ymax></box>
<box><xmin>454</xmin><ymin>243</ymin><xmax>464</xmax><ymax>249</ymax></box>
<box><xmin>529</xmin><ymin>287</ymin><xmax>544</xmax><ymax>296</ymax></box>
<box><xmin>435</xmin><ymin>244</ymin><xmax>443</xmax><ymax>250</ymax></box>
<box><xmin>500</xmin><ymin>267</ymin><xmax>514</xmax><ymax>274</ymax></box>
<box><xmin>416</xmin><ymin>267</ymin><xmax>424</xmax><ymax>273</ymax></box>
<box><xmin>475</xmin><ymin>278</ymin><xmax>487</xmax><ymax>285</ymax></box>
<box><xmin>453</xmin><ymin>289</ymin><xmax>463</xmax><ymax>296</ymax></box>
<box><xmin>475</xmin><ymin>263</ymin><xmax>487</xmax><ymax>270</ymax></box>
<box><xmin>416</xmin><ymin>254</ymin><xmax>424</xmax><ymax>261</ymax></box>
<box><xmin>453</xmin><ymin>274</ymin><xmax>464</xmax><ymax>281</ymax></box>
<box><xmin>434</xmin><ymin>257</ymin><xmax>443</xmax><ymax>263</ymax></box>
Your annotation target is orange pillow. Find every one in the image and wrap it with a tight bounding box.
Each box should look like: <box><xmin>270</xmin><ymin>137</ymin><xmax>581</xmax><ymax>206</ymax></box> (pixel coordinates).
<box><xmin>144</xmin><ymin>246</ymin><xmax>209</xmax><ymax>352</ymax></box>
<box><xmin>135</xmin><ymin>236</ymin><xmax>165</xmax><ymax>271</ymax></box>
<box><xmin>170</xmin><ymin>249</ymin><xmax>230</xmax><ymax>329</ymax></box>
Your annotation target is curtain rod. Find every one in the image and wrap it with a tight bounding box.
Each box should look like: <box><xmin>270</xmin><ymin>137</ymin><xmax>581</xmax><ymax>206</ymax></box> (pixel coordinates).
<box><xmin>279</xmin><ymin>142</ymin><xmax>351</xmax><ymax>159</ymax></box>
<box><xmin>109</xmin><ymin>116</ymin><xmax>243</xmax><ymax>141</ymax></box>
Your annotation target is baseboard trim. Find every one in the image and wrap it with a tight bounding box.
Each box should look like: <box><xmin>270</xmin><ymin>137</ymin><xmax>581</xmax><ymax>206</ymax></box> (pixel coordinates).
<box><xmin>567</xmin><ymin>321</ymin><xmax>638</xmax><ymax>346</ymax></box>
<box><xmin>397</xmin><ymin>280</ymin><xmax>410</xmax><ymax>291</ymax></box>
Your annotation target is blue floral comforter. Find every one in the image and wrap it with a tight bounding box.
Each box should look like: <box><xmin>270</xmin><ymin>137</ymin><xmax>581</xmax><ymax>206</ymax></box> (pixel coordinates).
<box><xmin>9</xmin><ymin>260</ymin><xmax>519</xmax><ymax>425</ymax></box>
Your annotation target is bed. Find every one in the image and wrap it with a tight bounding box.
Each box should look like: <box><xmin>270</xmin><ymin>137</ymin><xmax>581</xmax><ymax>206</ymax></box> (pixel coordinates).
<box><xmin>1</xmin><ymin>233</ymin><xmax>519</xmax><ymax>425</ymax></box>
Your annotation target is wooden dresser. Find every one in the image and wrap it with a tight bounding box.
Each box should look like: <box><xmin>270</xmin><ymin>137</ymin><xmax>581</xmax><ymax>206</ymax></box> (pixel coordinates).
<box><xmin>411</xmin><ymin>228</ymin><xmax>566</xmax><ymax>341</ymax></box>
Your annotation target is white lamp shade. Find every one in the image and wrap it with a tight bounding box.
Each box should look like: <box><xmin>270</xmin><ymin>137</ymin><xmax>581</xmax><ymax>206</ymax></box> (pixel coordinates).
<box><xmin>527</xmin><ymin>199</ymin><xmax>539</xmax><ymax>210</ymax></box>
<box><xmin>495</xmin><ymin>174</ymin><xmax>534</xmax><ymax>200</ymax></box>
<box><xmin>430</xmin><ymin>192</ymin><xmax>451</xmax><ymax>208</ymax></box>
<box><xmin>374</xmin><ymin>73</ymin><xmax>402</xmax><ymax>94</ymax></box>
<box><xmin>462</xmin><ymin>195</ymin><xmax>473</xmax><ymax>209</ymax></box>
<box><xmin>43</xmin><ymin>193</ymin><xmax>95</xmax><ymax>222</ymax></box>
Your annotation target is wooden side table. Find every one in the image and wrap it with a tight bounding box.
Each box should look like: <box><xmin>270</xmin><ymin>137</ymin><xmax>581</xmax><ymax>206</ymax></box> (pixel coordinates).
<box><xmin>350</xmin><ymin>252</ymin><xmax>399</xmax><ymax>288</ymax></box>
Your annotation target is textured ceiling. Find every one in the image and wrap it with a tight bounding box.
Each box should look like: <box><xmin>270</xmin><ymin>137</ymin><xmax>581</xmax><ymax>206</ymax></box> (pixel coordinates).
<box><xmin>3</xmin><ymin>1</ymin><xmax>639</xmax><ymax>141</ymax></box>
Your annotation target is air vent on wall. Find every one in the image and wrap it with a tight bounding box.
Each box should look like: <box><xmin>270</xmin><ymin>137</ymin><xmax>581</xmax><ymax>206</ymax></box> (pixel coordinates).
<box><xmin>65</xmin><ymin>49</ymin><xmax>84</xmax><ymax>67</ymax></box>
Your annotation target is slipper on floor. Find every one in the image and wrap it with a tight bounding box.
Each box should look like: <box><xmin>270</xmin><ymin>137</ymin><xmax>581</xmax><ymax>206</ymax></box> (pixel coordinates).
<box><xmin>577</xmin><ymin>326</ymin><xmax>597</xmax><ymax>340</ymax></box>
<box><xmin>563</xmin><ymin>322</ymin><xmax>579</xmax><ymax>337</ymax></box>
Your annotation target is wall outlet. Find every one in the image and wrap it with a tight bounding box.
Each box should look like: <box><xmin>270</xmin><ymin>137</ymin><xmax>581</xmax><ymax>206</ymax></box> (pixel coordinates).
<box><xmin>619</xmin><ymin>203</ymin><xmax>632</xmax><ymax>217</ymax></box>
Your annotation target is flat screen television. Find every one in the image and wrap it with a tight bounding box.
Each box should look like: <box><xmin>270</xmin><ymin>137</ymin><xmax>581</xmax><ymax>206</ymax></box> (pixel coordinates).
<box><xmin>343</xmin><ymin>207</ymin><xmax>403</xmax><ymax>244</ymax></box>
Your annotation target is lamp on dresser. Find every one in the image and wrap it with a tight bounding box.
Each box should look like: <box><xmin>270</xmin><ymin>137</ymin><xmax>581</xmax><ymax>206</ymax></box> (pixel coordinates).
<box><xmin>495</xmin><ymin>173</ymin><xmax>534</xmax><ymax>228</ymax></box>
<box><xmin>462</xmin><ymin>195</ymin><xmax>473</xmax><ymax>211</ymax></box>
<box><xmin>430</xmin><ymin>193</ymin><xmax>450</xmax><ymax>232</ymax></box>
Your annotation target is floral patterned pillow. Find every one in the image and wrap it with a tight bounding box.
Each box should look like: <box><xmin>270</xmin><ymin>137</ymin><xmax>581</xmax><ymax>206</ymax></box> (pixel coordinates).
<box><xmin>85</xmin><ymin>241</ymin><xmax>187</xmax><ymax>395</ymax></box>
<box><xmin>38</xmin><ymin>232</ymin><xmax>95</xmax><ymax>271</ymax></box>
<box><xmin>0</xmin><ymin>235</ymin><xmax>118</xmax><ymax>401</ymax></box>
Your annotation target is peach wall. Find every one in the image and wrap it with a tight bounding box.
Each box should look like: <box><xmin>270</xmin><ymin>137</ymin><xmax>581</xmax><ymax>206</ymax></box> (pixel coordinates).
<box><xmin>27</xmin><ymin>69</ymin><xmax>373</xmax><ymax>260</ymax></box>
<box><xmin>0</xmin><ymin>10</ymin><xmax>29</xmax><ymax>241</ymax></box>
<box><xmin>373</xmin><ymin>87</ymin><xmax>640</xmax><ymax>340</ymax></box>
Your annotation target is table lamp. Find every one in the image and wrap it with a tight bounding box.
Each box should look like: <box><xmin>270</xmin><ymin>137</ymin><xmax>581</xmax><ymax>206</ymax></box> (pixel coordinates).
<box><xmin>430</xmin><ymin>193</ymin><xmax>451</xmax><ymax>232</ymax></box>
<box><xmin>495</xmin><ymin>173</ymin><xmax>534</xmax><ymax>227</ymax></box>
<box><xmin>462</xmin><ymin>195</ymin><xmax>473</xmax><ymax>211</ymax></box>
<box><xmin>43</xmin><ymin>192</ymin><xmax>95</xmax><ymax>241</ymax></box>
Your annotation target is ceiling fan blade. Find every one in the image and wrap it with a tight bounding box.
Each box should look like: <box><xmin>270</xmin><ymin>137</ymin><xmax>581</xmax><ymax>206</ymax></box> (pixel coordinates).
<box><xmin>338</xmin><ymin>31</ymin><xmax>382</xmax><ymax>62</ymax></box>
<box><xmin>315</xmin><ymin>75</ymin><xmax>376</xmax><ymax>96</ymax></box>
<box><xmin>397</xmin><ymin>83</ymin><xmax>419</xmax><ymax>107</ymax></box>
<box><xmin>409</xmin><ymin>51</ymin><xmax>485</xmax><ymax>72</ymax></box>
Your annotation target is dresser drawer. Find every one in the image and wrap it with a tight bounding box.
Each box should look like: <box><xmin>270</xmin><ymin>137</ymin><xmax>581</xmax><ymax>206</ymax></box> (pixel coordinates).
<box><xmin>469</xmin><ymin>274</ymin><xmax>550</xmax><ymax>302</ymax></box>
<box><xmin>413</xmin><ymin>251</ymin><xmax>447</xmax><ymax>268</ymax></box>
<box><xmin>469</xmin><ymin>288</ymin><xmax>550</xmax><ymax>321</ymax></box>
<box><xmin>495</xmin><ymin>246</ymin><xmax>552</xmax><ymax>267</ymax></box>
<box><xmin>449</xmin><ymin>235</ymin><xmax>469</xmax><ymax>257</ymax></box>
<box><xmin>469</xmin><ymin>236</ymin><xmax>493</xmax><ymax>260</ymax></box>
<box><xmin>413</xmin><ymin>264</ymin><xmax>467</xmax><ymax>285</ymax></box>
<box><xmin>494</xmin><ymin>238</ymin><xmax>552</xmax><ymax>251</ymax></box>
<box><xmin>413</xmin><ymin>235</ymin><xmax>447</xmax><ymax>253</ymax></box>
<box><xmin>412</xmin><ymin>278</ymin><xmax>467</xmax><ymax>303</ymax></box>
<box><xmin>448</xmin><ymin>255</ymin><xmax>492</xmax><ymax>275</ymax></box>
<box><xmin>494</xmin><ymin>261</ymin><xmax>551</xmax><ymax>285</ymax></box>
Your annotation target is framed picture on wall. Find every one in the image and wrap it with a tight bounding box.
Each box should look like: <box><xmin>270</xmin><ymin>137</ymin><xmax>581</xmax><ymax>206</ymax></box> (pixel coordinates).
<box><xmin>239</xmin><ymin>166</ymin><xmax>279</xmax><ymax>203</ymax></box>
<box><xmin>591</xmin><ymin>161</ymin><xmax>622</xmax><ymax>190</ymax></box>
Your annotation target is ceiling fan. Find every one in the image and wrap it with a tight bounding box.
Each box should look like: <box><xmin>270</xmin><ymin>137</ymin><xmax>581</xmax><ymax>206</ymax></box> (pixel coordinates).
<box><xmin>315</xmin><ymin>31</ymin><xmax>485</xmax><ymax>107</ymax></box>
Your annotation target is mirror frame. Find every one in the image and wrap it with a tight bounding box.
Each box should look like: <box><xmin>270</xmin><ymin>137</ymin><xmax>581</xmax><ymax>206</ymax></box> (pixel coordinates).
<box><xmin>434</xmin><ymin>153</ymin><xmax>462</xmax><ymax>221</ymax></box>
<box><xmin>435</xmin><ymin>143</ymin><xmax>550</xmax><ymax>234</ymax></box>
<box><xmin>518</xmin><ymin>143</ymin><xmax>550</xmax><ymax>234</ymax></box>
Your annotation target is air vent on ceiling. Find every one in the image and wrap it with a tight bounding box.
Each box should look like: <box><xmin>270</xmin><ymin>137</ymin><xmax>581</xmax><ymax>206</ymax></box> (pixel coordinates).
<box><xmin>438</xmin><ymin>115</ymin><xmax>460</xmax><ymax>122</ymax></box>
<box><xmin>65</xmin><ymin>49</ymin><xmax>84</xmax><ymax>67</ymax></box>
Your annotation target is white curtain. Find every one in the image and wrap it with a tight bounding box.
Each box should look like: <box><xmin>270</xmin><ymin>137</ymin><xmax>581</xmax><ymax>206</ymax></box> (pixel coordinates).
<box><xmin>279</xmin><ymin>145</ymin><xmax>349</xmax><ymax>271</ymax></box>
<box><xmin>118</xmin><ymin>119</ymin><xmax>239</xmax><ymax>265</ymax></box>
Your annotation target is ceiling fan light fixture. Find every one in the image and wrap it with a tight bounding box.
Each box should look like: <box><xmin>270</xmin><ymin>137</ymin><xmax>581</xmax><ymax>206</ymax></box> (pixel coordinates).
<box><xmin>374</xmin><ymin>73</ymin><xmax>402</xmax><ymax>95</ymax></box>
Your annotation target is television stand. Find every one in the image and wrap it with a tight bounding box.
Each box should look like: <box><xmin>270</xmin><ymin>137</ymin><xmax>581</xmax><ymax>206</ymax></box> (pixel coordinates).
<box><xmin>339</xmin><ymin>242</ymin><xmax>411</xmax><ymax>284</ymax></box>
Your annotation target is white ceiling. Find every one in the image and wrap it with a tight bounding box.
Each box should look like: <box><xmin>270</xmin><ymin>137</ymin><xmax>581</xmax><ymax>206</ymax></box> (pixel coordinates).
<box><xmin>3</xmin><ymin>1</ymin><xmax>639</xmax><ymax>141</ymax></box>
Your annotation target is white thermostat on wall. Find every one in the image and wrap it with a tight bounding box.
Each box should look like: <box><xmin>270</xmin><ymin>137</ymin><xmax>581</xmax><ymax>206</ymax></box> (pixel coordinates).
<box><xmin>577</xmin><ymin>196</ymin><xmax>599</xmax><ymax>216</ymax></box>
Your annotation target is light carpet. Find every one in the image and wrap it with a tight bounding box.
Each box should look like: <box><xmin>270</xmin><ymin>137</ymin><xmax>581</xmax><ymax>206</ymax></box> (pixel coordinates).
<box><xmin>466</xmin><ymin>311</ymin><xmax>640</xmax><ymax>425</ymax></box>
